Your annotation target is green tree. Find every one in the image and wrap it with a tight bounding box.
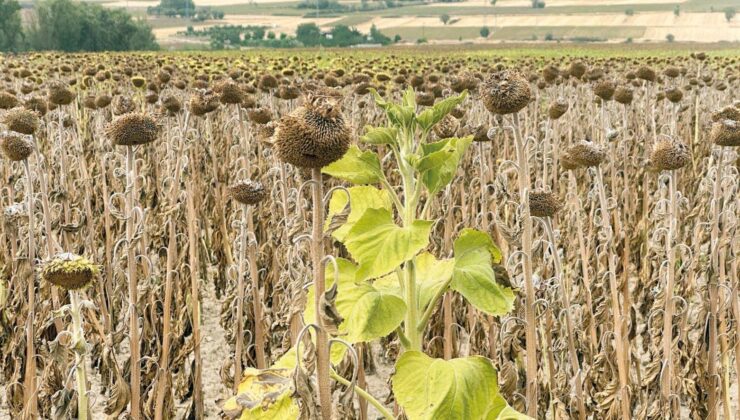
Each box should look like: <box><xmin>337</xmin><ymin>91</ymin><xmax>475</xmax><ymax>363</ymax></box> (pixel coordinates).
<box><xmin>0</xmin><ymin>0</ymin><xmax>23</xmax><ymax>52</ymax></box>
<box><xmin>725</xmin><ymin>7</ymin><xmax>736</xmax><ymax>22</ymax></box>
<box><xmin>440</xmin><ymin>13</ymin><xmax>450</xmax><ymax>25</ymax></box>
<box><xmin>666</xmin><ymin>33</ymin><xmax>675</xmax><ymax>42</ymax></box>
<box><xmin>296</xmin><ymin>22</ymin><xmax>321</xmax><ymax>46</ymax></box>
<box><xmin>673</xmin><ymin>5</ymin><xmax>679</xmax><ymax>16</ymax></box>
<box><xmin>480</xmin><ymin>26</ymin><xmax>490</xmax><ymax>38</ymax></box>
<box><xmin>369</xmin><ymin>24</ymin><xmax>391</xmax><ymax>45</ymax></box>
<box><xmin>27</xmin><ymin>0</ymin><xmax>158</xmax><ymax>51</ymax></box>
<box><xmin>161</xmin><ymin>0</ymin><xmax>195</xmax><ymax>16</ymax></box>
<box><xmin>330</xmin><ymin>25</ymin><xmax>363</xmax><ymax>47</ymax></box>
<box><xmin>253</xmin><ymin>26</ymin><xmax>265</xmax><ymax>40</ymax></box>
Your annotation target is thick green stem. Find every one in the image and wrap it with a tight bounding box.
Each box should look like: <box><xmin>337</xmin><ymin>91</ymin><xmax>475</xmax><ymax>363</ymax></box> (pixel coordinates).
<box><xmin>399</xmin><ymin>129</ymin><xmax>422</xmax><ymax>352</ymax></box>
<box><xmin>70</xmin><ymin>291</ymin><xmax>89</xmax><ymax>420</ymax></box>
<box><xmin>404</xmin><ymin>260</ymin><xmax>420</xmax><ymax>351</ymax></box>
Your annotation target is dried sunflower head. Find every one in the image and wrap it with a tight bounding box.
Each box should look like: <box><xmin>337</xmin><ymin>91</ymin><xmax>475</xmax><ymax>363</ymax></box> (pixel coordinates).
<box><xmin>41</xmin><ymin>253</ymin><xmax>99</xmax><ymax>291</ymax></box>
<box><xmin>593</xmin><ymin>79</ymin><xmax>616</xmax><ymax>101</ymax></box>
<box><xmin>649</xmin><ymin>140</ymin><xmax>691</xmax><ymax>171</ymax></box>
<box><xmin>568</xmin><ymin>61</ymin><xmax>587</xmax><ymax>78</ymax></box>
<box><xmin>2</xmin><ymin>108</ymin><xmax>40</xmax><ymax>135</ymax></box>
<box><xmin>111</xmin><ymin>95</ymin><xmax>136</xmax><ymax>116</ymax></box>
<box><xmin>48</xmin><ymin>81</ymin><xmax>76</xmax><ymax>106</ymax></box>
<box><xmin>481</xmin><ymin>70</ymin><xmax>531</xmax><ymax>115</ymax></box>
<box><xmin>563</xmin><ymin>140</ymin><xmax>606</xmax><ymax>168</ymax></box>
<box><xmin>710</xmin><ymin>119</ymin><xmax>740</xmax><ymax>147</ymax></box>
<box><xmin>189</xmin><ymin>90</ymin><xmax>219</xmax><ymax>116</ymax></box>
<box><xmin>529</xmin><ymin>190</ymin><xmax>562</xmax><ymax>218</ymax></box>
<box><xmin>0</xmin><ymin>91</ymin><xmax>19</xmax><ymax>110</ymax></box>
<box><xmin>214</xmin><ymin>80</ymin><xmax>244</xmax><ymax>105</ymax></box>
<box><xmin>0</xmin><ymin>132</ymin><xmax>34</xmax><ymax>161</ymax></box>
<box><xmin>106</xmin><ymin>113</ymin><xmax>159</xmax><ymax>146</ymax></box>
<box><xmin>274</xmin><ymin>92</ymin><xmax>351</xmax><ymax>168</ymax></box>
<box><xmin>711</xmin><ymin>105</ymin><xmax>740</xmax><ymax>122</ymax></box>
<box><xmin>614</xmin><ymin>86</ymin><xmax>634</xmax><ymax>105</ymax></box>
<box><xmin>229</xmin><ymin>180</ymin><xmax>267</xmax><ymax>206</ymax></box>
<box><xmin>548</xmin><ymin>98</ymin><xmax>568</xmax><ymax>120</ymax></box>
<box><xmin>95</xmin><ymin>95</ymin><xmax>112</xmax><ymax>109</ymax></box>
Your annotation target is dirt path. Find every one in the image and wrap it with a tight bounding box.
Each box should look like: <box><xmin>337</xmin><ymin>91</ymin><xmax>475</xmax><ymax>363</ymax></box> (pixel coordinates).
<box><xmin>199</xmin><ymin>276</ymin><xmax>231</xmax><ymax>419</ymax></box>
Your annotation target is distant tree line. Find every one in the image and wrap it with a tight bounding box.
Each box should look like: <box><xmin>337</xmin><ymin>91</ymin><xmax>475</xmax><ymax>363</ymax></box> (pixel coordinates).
<box><xmin>296</xmin><ymin>23</ymin><xmax>393</xmax><ymax>47</ymax></box>
<box><xmin>298</xmin><ymin>0</ymin><xmax>412</xmax><ymax>16</ymax></box>
<box><xmin>148</xmin><ymin>0</ymin><xmax>225</xmax><ymax>21</ymax></box>
<box><xmin>184</xmin><ymin>22</ymin><xmax>394</xmax><ymax>49</ymax></box>
<box><xmin>184</xmin><ymin>25</ymin><xmax>301</xmax><ymax>49</ymax></box>
<box><xmin>0</xmin><ymin>0</ymin><xmax>158</xmax><ymax>52</ymax></box>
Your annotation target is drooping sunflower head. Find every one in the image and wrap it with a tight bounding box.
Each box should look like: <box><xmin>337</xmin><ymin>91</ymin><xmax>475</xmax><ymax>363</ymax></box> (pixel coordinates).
<box><xmin>0</xmin><ymin>132</ymin><xmax>34</xmax><ymax>161</ymax></box>
<box><xmin>41</xmin><ymin>253</ymin><xmax>99</xmax><ymax>291</ymax></box>
<box><xmin>2</xmin><ymin>108</ymin><xmax>40</xmax><ymax>135</ymax></box>
<box><xmin>106</xmin><ymin>113</ymin><xmax>159</xmax><ymax>147</ymax></box>
<box><xmin>649</xmin><ymin>140</ymin><xmax>691</xmax><ymax>171</ymax></box>
<box><xmin>274</xmin><ymin>91</ymin><xmax>351</xmax><ymax>168</ymax></box>
<box><xmin>529</xmin><ymin>190</ymin><xmax>562</xmax><ymax>218</ymax></box>
<box><xmin>481</xmin><ymin>70</ymin><xmax>531</xmax><ymax>115</ymax></box>
<box><xmin>229</xmin><ymin>180</ymin><xmax>267</xmax><ymax>206</ymax></box>
<box><xmin>710</xmin><ymin>119</ymin><xmax>740</xmax><ymax>147</ymax></box>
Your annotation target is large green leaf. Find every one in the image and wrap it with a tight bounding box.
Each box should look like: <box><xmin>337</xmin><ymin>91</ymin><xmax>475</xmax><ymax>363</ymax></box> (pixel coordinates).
<box><xmin>416</xmin><ymin>136</ymin><xmax>473</xmax><ymax>195</ymax></box>
<box><xmin>361</xmin><ymin>125</ymin><xmax>398</xmax><ymax>146</ymax></box>
<box><xmin>322</xmin><ymin>145</ymin><xmax>384</xmax><ymax>185</ymax></box>
<box><xmin>325</xmin><ymin>186</ymin><xmax>392</xmax><ymax>242</ymax></box>
<box><xmin>375</xmin><ymin>252</ymin><xmax>454</xmax><ymax>312</ymax></box>
<box><xmin>416</xmin><ymin>91</ymin><xmax>468</xmax><ymax>132</ymax></box>
<box><xmin>371</xmin><ymin>88</ymin><xmax>415</xmax><ymax>129</ymax></box>
<box><xmin>402</xmin><ymin>86</ymin><xmax>417</xmax><ymax>108</ymax></box>
<box><xmin>344</xmin><ymin>208</ymin><xmax>433</xmax><ymax>281</ymax></box>
<box><xmin>486</xmin><ymin>395</ymin><xmax>532</xmax><ymax>420</ymax></box>
<box><xmin>222</xmin><ymin>368</ymin><xmax>299</xmax><ymax>420</ymax></box>
<box><xmin>304</xmin><ymin>258</ymin><xmax>406</xmax><ymax>343</ymax></box>
<box><xmin>393</xmin><ymin>352</ymin><xmax>530</xmax><ymax>420</ymax></box>
<box><xmin>451</xmin><ymin>229</ymin><xmax>513</xmax><ymax>316</ymax></box>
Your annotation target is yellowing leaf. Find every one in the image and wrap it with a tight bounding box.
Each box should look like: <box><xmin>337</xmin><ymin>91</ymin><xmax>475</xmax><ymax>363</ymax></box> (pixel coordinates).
<box><xmin>322</xmin><ymin>145</ymin><xmax>384</xmax><ymax>185</ymax></box>
<box><xmin>344</xmin><ymin>208</ymin><xmax>433</xmax><ymax>281</ymax></box>
<box><xmin>375</xmin><ymin>252</ymin><xmax>454</xmax><ymax>313</ymax></box>
<box><xmin>222</xmin><ymin>368</ymin><xmax>298</xmax><ymax>420</ymax></box>
<box><xmin>451</xmin><ymin>229</ymin><xmax>513</xmax><ymax>316</ymax></box>
<box><xmin>417</xmin><ymin>136</ymin><xmax>473</xmax><ymax>194</ymax></box>
<box><xmin>304</xmin><ymin>258</ymin><xmax>406</xmax><ymax>343</ymax></box>
<box><xmin>416</xmin><ymin>91</ymin><xmax>468</xmax><ymax>132</ymax></box>
<box><xmin>324</xmin><ymin>186</ymin><xmax>392</xmax><ymax>243</ymax></box>
<box><xmin>392</xmin><ymin>352</ymin><xmax>531</xmax><ymax>420</ymax></box>
<box><xmin>361</xmin><ymin>125</ymin><xmax>398</xmax><ymax>146</ymax></box>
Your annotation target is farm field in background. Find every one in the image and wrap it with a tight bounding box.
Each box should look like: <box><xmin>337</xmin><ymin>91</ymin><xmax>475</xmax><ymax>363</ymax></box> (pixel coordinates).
<box><xmin>0</xmin><ymin>45</ymin><xmax>739</xmax><ymax>419</ymax></box>
<box><xmin>56</xmin><ymin>0</ymin><xmax>740</xmax><ymax>46</ymax></box>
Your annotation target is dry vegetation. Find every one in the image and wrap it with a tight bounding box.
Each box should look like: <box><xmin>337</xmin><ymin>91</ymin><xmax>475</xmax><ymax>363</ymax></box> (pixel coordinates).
<box><xmin>0</xmin><ymin>47</ymin><xmax>738</xmax><ymax>420</ymax></box>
